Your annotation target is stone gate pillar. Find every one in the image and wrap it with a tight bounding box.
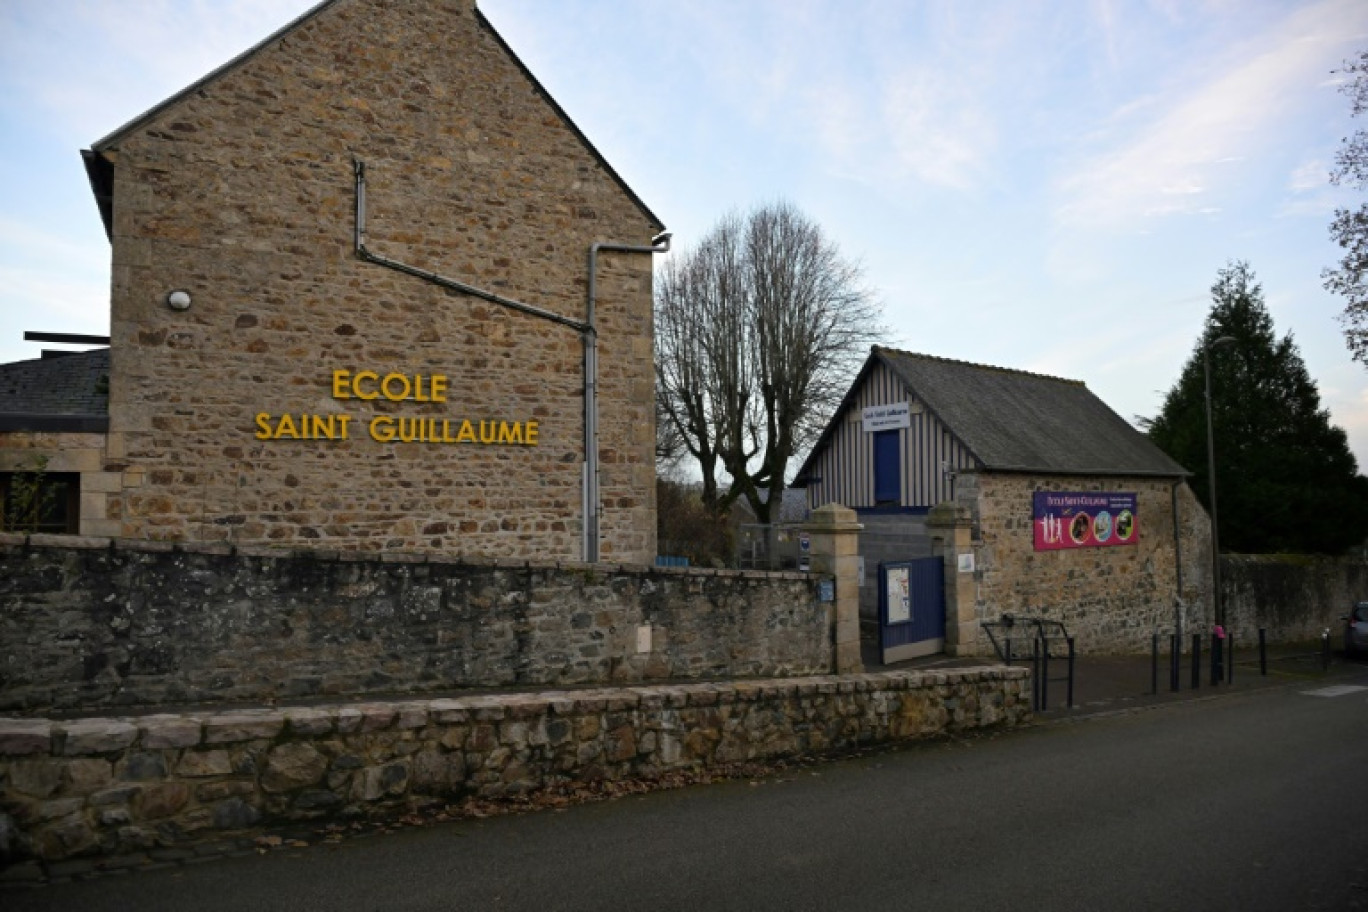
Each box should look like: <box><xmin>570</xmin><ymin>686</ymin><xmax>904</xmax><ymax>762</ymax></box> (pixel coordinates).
<box><xmin>805</xmin><ymin>503</ymin><xmax>864</xmax><ymax>674</ymax></box>
<box><xmin>927</xmin><ymin>502</ymin><xmax>979</xmax><ymax>657</ymax></box>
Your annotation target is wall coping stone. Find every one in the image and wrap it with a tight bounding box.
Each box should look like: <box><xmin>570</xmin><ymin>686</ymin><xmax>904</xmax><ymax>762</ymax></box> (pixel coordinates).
<box><xmin>0</xmin><ymin>533</ymin><xmax>819</xmax><ymax>582</ymax></box>
<box><xmin>0</xmin><ymin>668</ymin><xmax>1028</xmax><ymax>758</ymax></box>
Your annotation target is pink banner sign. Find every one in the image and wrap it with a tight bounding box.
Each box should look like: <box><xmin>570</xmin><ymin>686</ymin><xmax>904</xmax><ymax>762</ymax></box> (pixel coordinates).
<box><xmin>1033</xmin><ymin>492</ymin><xmax>1137</xmax><ymax>551</ymax></box>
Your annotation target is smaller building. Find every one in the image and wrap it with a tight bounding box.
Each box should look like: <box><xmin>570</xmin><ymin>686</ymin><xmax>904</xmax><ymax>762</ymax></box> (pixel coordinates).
<box><xmin>793</xmin><ymin>346</ymin><xmax>1212</xmax><ymax>654</ymax></box>
<box><xmin>0</xmin><ymin>347</ymin><xmax>112</xmax><ymax>535</ymax></box>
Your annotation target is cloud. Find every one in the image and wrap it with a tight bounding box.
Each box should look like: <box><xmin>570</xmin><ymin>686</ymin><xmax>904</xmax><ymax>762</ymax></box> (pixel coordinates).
<box><xmin>1288</xmin><ymin>158</ymin><xmax>1329</xmax><ymax>191</ymax></box>
<box><xmin>880</xmin><ymin>68</ymin><xmax>997</xmax><ymax>189</ymax></box>
<box><xmin>1054</xmin><ymin>0</ymin><xmax>1368</xmax><ymax>230</ymax></box>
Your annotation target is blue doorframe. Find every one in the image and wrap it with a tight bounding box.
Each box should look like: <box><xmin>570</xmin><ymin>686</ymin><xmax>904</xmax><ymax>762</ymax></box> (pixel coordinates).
<box><xmin>873</xmin><ymin>429</ymin><xmax>900</xmax><ymax>505</ymax></box>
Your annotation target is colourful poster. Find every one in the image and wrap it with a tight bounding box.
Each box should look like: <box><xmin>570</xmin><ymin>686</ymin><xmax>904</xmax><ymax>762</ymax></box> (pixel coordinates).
<box><xmin>1032</xmin><ymin>492</ymin><xmax>1137</xmax><ymax>551</ymax></box>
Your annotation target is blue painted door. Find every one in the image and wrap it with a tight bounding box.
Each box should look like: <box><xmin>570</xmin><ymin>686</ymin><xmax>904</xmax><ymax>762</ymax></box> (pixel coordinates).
<box><xmin>873</xmin><ymin>430</ymin><xmax>900</xmax><ymax>505</ymax></box>
<box><xmin>878</xmin><ymin>557</ymin><xmax>946</xmax><ymax>662</ymax></box>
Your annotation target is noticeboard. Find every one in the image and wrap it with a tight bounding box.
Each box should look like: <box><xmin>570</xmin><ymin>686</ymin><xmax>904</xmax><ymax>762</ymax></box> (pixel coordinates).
<box><xmin>882</xmin><ymin>562</ymin><xmax>912</xmax><ymax>625</ymax></box>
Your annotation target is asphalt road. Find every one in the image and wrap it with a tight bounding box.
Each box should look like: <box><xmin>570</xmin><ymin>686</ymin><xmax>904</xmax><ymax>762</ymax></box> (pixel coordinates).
<box><xmin>9</xmin><ymin>668</ymin><xmax>1368</xmax><ymax>912</ymax></box>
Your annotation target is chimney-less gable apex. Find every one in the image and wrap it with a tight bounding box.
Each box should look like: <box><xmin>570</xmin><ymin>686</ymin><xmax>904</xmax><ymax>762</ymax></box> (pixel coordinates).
<box><xmin>81</xmin><ymin>0</ymin><xmax>663</xmax><ymax>239</ymax></box>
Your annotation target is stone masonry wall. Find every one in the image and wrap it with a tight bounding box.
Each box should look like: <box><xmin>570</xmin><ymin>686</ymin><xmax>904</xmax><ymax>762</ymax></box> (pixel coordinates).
<box><xmin>0</xmin><ymin>668</ymin><xmax>1031</xmax><ymax>866</ymax></box>
<box><xmin>99</xmin><ymin>0</ymin><xmax>658</xmax><ymax>561</ymax></box>
<box><xmin>1223</xmin><ymin>554</ymin><xmax>1368</xmax><ymax>643</ymax></box>
<box><xmin>961</xmin><ymin>473</ymin><xmax>1212</xmax><ymax>654</ymax></box>
<box><xmin>0</xmin><ymin>535</ymin><xmax>829</xmax><ymax>716</ymax></box>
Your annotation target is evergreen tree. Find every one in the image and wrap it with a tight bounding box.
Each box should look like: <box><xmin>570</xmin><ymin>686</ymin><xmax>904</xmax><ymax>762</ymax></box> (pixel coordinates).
<box><xmin>1148</xmin><ymin>261</ymin><xmax>1368</xmax><ymax>554</ymax></box>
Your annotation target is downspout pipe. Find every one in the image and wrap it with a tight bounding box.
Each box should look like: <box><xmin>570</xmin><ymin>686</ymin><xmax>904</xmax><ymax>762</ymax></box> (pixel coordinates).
<box><xmin>584</xmin><ymin>233</ymin><xmax>671</xmax><ymax>563</ymax></box>
<box><xmin>1171</xmin><ymin>478</ymin><xmax>1185</xmax><ymax>643</ymax></box>
<box><xmin>352</xmin><ymin>160</ymin><xmax>669</xmax><ymax>564</ymax></box>
<box><xmin>353</xmin><ymin>160</ymin><xmax>589</xmax><ymax>333</ymax></box>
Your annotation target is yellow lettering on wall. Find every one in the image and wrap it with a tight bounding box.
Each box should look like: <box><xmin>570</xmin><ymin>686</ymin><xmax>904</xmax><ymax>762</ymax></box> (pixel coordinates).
<box><xmin>369</xmin><ymin>415</ymin><xmax>395</xmax><ymax>442</ymax></box>
<box><xmin>275</xmin><ymin>414</ymin><xmax>300</xmax><ymax>439</ymax></box>
<box><xmin>382</xmin><ymin>373</ymin><xmax>411</xmax><ymax>402</ymax></box>
<box><xmin>456</xmin><ymin>420</ymin><xmax>476</xmax><ymax>443</ymax></box>
<box><xmin>497</xmin><ymin>421</ymin><xmax>523</xmax><ymax>445</ymax></box>
<box><xmin>310</xmin><ymin>414</ymin><xmax>337</xmax><ymax>439</ymax></box>
<box><xmin>255</xmin><ymin>413</ymin><xmax>273</xmax><ymax>439</ymax></box>
<box><xmin>479</xmin><ymin>420</ymin><xmax>496</xmax><ymax>444</ymax></box>
<box><xmin>353</xmin><ymin>370</ymin><xmax>379</xmax><ymax>400</ymax></box>
<box><xmin>430</xmin><ymin>375</ymin><xmax>448</xmax><ymax>403</ymax></box>
<box><xmin>526</xmin><ymin>420</ymin><xmax>539</xmax><ymax>446</ymax></box>
<box><xmin>332</xmin><ymin>370</ymin><xmax>352</xmax><ymax>399</ymax></box>
<box><xmin>336</xmin><ymin>415</ymin><xmax>352</xmax><ymax>439</ymax></box>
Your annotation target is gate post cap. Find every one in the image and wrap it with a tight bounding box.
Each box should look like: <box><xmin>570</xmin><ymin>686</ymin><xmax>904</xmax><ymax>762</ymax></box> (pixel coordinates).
<box><xmin>805</xmin><ymin>502</ymin><xmax>863</xmax><ymax>532</ymax></box>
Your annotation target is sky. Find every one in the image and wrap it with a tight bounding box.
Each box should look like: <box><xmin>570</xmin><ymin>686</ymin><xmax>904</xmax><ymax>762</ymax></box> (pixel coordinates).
<box><xmin>1</xmin><ymin>0</ymin><xmax>1367</xmax><ymax>469</ymax></box>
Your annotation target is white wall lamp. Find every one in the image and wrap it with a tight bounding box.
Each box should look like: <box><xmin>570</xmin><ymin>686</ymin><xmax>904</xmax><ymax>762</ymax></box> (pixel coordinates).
<box><xmin>166</xmin><ymin>290</ymin><xmax>192</xmax><ymax>311</ymax></box>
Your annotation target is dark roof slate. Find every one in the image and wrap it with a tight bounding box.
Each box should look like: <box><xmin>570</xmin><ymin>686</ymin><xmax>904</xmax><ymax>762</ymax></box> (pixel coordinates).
<box><xmin>0</xmin><ymin>349</ymin><xmax>110</xmax><ymax>419</ymax></box>
<box><xmin>876</xmin><ymin>347</ymin><xmax>1186</xmax><ymax>476</ymax></box>
<box><xmin>796</xmin><ymin>346</ymin><xmax>1187</xmax><ymax>482</ymax></box>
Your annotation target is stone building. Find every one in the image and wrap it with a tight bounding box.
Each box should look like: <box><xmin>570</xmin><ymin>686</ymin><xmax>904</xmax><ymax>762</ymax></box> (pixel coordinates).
<box><xmin>0</xmin><ymin>0</ymin><xmax>665</xmax><ymax>563</ymax></box>
<box><xmin>793</xmin><ymin>346</ymin><xmax>1213</xmax><ymax>654</ymax></box>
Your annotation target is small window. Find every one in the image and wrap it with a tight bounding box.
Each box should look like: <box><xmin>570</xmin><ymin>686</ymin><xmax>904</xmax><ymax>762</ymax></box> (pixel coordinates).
<box><xmin>0</xmin><ymin>471</ymin><xmax>80</xmax><ymax>534</ymax></box>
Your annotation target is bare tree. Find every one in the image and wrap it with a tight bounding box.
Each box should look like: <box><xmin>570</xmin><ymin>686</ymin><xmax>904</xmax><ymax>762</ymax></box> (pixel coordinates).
<box><xmin>655</xmin><ymin>202</ymin><xmax>882</xmax><ymax>523</ymax></box>
<box><xmin>1326</xmin><ymin>50</ymin><xmax>1368</xmax><ymax>365</ymax></box>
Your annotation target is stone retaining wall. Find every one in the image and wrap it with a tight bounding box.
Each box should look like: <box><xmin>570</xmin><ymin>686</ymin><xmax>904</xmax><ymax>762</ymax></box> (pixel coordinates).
<box><xmin>1223</xmin><ymin>554</ymin><xmax>1368</xmax><ymax>642</ymax></box>
<box><xmin>0</xmin><ymin>668</ymin><xmax>1030</xmax><ymax>866</ymax></box>
<box><xmin>0</xmin><ymin>535</ymin><xmax>828</xmax><ymax>715</ymax></box>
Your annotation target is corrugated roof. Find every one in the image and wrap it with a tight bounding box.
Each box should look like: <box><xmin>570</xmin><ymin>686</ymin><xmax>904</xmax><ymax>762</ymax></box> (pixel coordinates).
<box><xmin>796</xmin><ymin>346</ymin><xmax>1187</xmax><ymax>482</ymax></box>
<box><xmin>0</xmin><ymin>349</ymin><xmax>110</xmax><ymax>427</ymax></box>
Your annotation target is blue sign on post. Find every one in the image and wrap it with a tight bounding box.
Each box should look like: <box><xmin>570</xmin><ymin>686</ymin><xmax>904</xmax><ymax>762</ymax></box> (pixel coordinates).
<box><xmin>818</xmin><ymin>579</ymin><xmax>834</xmax><ymax>602</ymax></box>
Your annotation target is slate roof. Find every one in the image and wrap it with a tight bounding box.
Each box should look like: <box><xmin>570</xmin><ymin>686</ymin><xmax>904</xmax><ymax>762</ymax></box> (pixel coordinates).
<box><xmin>796</xmin><ymin>346</ymin><xmax>1187</xmax><ymax>481</ymax></box>
<box><xmin>0</xmin><ymin>350</ymin><xmax>110</xmax><ymax>432</ymax></box>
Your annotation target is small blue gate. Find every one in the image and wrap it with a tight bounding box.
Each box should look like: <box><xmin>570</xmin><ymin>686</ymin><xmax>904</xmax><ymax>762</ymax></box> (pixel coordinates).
<box><xmin>878</xmin><ymin>557</ymin><xmax>946</xmax><ymax>663</ymax></box>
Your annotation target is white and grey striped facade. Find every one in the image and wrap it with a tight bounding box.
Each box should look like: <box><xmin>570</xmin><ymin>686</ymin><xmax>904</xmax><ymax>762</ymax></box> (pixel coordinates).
<box><xmin>799</xmin><ymin>360</ymin><xmax>978</xmax><ymax>512</ymax></box>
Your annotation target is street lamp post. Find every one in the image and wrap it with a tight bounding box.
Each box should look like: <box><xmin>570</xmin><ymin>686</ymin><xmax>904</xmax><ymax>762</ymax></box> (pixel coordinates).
<box><xmin>1203</xmin><ymin>335</ymin><xmax>1237</xmax><ymax>629</ymax></box>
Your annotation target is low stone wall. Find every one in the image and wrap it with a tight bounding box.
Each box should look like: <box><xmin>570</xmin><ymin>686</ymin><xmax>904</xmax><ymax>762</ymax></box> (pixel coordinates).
<box><xmin>0</xmin><ymin>535</ymin><xmax>829</xmax><ymax>715</ymax></box>
<box><xmin>1223</xmin><ymin>554</ymin><xmax>1368</xmax><ymax>642</ymax></box>
<box><xmin>0</xmin><ymin>668</ymin><xmax>1030</xmax><ymax>865</ymax></box>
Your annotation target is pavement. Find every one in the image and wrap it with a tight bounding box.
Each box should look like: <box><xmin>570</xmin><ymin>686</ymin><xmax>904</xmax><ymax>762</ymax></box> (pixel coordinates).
<box><xmin>865</xmin><ymin>632</ymin><xmax>1368</xmax><ymax>720</ymax></box>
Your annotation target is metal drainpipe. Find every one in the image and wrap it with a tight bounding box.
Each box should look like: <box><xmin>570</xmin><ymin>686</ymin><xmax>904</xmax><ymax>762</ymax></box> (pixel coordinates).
<box><xmin>584</xmin><ymin>233</ymin><xmax>671</xmax><ymax>563</ymax></box>
<box><xmin>1171</xmin><ymin>478</ymin><xmax>1185</xmax><ymax>641</ymax></box>
<box><xmin>354</xmin><ymin>160</ymin><xmax>672</xmax><ymax>563</ymax></box>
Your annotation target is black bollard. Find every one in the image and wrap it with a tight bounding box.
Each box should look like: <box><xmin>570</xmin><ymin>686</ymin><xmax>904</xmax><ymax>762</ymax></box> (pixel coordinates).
<box><xmin>1228</xmin><ymin>631</ymin><xmax>1235</xmax><ymax>684</ymax></box>
<box><xmin>1041</xmin><ymin>637</ymin><xmax>1051</xmax><ymax>711</ymax></box>
<box><xmin>1170</xmin><ymin>633</ymin><xmax>1180</xmax><ymax>692</ymax></box>
<box><xmin>1210</xmin><ymin>634</ymin><xmax>1223</xmax><ymax>686</ymax></box>
<box><xmin>1032</xmin><ymin>637</ymin><xmax>1041</xmax><ymax>711</ymax></box>
<box><xmin>1322</xmin><ymin>631</ymin><xmax>1331</xmax><ymax>672</ymax></box>
<box><xmin>1191</xmin><ymin>634</ymin><xmax>1201</xmax><ymax>690</ymax></box>
<box><xmin>1067</xmin><ymin>637</ymin><xmax>1076</xmax><ymax>709</ymax></box>
<box><xmin>1151</xmin><ymin>633</ymin><xmax>1159</xmax><ymax>696</ymax></box>
<box><xmin>1259</xmin><ymin>627</ymin><xmax>1267</xmax><ymax>676</ymax></box>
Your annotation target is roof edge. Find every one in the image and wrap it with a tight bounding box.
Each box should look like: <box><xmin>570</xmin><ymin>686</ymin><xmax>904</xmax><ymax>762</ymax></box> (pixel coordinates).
<box><xmin>0</xmin><ymin>415</ymin><xmax>110</xmax><ymax>434</ymax></box>
<box><xmin>873</xmin><ymin>345</ymin><xmax>1087</xmax><ymax>388</ymax></box>
<box><xmin>90</xmin><ymin>0</ymin><xmax>344</xmax><ymax>152</ymax></box>
<box><xmin>966</xmin><ymin>465</ymin><xmax>1192</xmax><ymax>479</ymax></box>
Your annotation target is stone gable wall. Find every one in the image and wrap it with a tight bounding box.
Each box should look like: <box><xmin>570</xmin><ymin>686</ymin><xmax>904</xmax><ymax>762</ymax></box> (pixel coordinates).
<box><xmin>0</xmin><ymin>536</ymin><xmax>829</xmax><ymax>716</ymax></box>
<box><xmin>100</xmin><ymin>0</ymin><xmax>657</xmax><ymax>561</ymax></box>
<box><xmin>960</xmin><ymin>473</ymin><xmax>1212</xmax><ymax>653</ymax></box>
<box><xmin>0</xmin><ymin>668</ymin><xmax>1031</xmax><ymax>866</ymax></box>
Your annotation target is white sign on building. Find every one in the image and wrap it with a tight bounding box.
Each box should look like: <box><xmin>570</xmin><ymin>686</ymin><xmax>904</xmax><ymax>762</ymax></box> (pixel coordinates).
<box><xmin>862</xmin><ymin>401</ymin><xmax>911</xmax><ymax>432</ymax></box>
